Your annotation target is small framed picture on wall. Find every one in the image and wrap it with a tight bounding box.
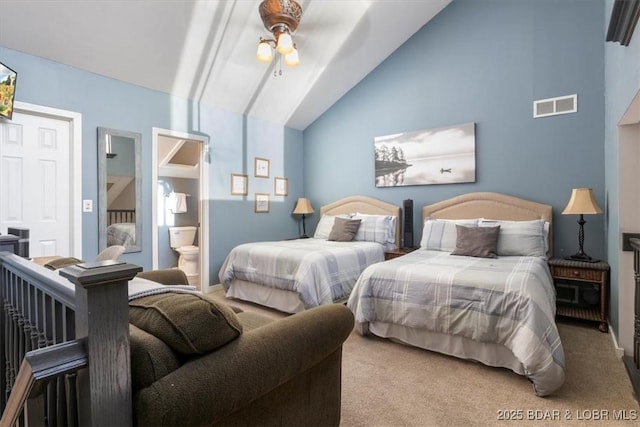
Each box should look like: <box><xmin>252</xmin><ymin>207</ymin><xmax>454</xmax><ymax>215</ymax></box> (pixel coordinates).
<box><xmin>230</xmin><ymin>173</ymin><xmax>248</xmax><ymax>195</ymax></box>
<box><xmin>254</xmin><ymin>157</ymin><xmax>270</xmax><ymax>178</ymax></box>
<box><xmin>274</xmin><ymin>177</ymin><xmax>288</xmax><ymax>196</ymax></box>
<box><xmin>255</xmin><ymin>193</ymin><xmax>270</xmax><ymax>213</ymax></box>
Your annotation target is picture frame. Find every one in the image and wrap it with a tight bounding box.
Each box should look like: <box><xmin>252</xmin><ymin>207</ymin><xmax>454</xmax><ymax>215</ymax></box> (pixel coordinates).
<box><xmin>254</xmin><ymin>157</ymin><xmax>270</xmax><ymax>178</ymax></box>
<box><xmin>274</xmin><ymin>177</ymin><xmax>288</xmax><ymax>196</ymax></box>
<box><xmin>0</xmin><ymin>62</ymin><xmax>18</xmax><ymax>120</ymax></box>
<box><xmin>230</xmin><ymin>173</ymin><xmax>248</xmax><ymax>195</ymax></box>
<box><xmin>254</xmin><ymin>193</ymin><xmax>270</xmax><ymax>213</ymax></box>
<box><xmin>374</xmin><ymin>122</ymin><xmax>476</xmax><ymax>187</ymax></box>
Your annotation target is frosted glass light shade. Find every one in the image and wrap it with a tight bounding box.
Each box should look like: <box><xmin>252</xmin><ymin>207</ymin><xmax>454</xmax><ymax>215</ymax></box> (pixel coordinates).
<box><xmin>276</xmin><ymin>32</ymin><xmax>293</xmax><ymax>54</ymax></box>
<box><xmin>256</xmin><ymin>41</ymin><xmax>273</xmax><ymax>62</ymax></box>
<box><xmin>284</xmin><ymin>47</ymin><xmax>299</xmax><ymax>67</ymax></box>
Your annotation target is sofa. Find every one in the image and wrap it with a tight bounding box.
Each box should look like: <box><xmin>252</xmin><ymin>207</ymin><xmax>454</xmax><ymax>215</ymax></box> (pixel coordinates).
<box><xmin>130</xmin><ymin>269</ymin><xmax>355</xmax><ymax>426</ymax></box>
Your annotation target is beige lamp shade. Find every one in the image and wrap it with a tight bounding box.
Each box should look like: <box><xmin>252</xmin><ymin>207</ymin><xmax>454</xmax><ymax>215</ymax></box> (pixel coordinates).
<box><xmin>562</xmin><ymin>188</ymin><xmax>603</xmax><ymax>215</ymax></box>
<box><xmin>293</xmin><ymin>197</ymin><xmax>314</xmax><ymax>215</ymax></box>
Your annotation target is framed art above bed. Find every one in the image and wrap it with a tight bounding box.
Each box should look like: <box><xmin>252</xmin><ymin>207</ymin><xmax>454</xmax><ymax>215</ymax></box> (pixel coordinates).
<box><xmin>374</xmin><ymin>122</ymin><xmax>476</xmax><ymax>188</ymax></box>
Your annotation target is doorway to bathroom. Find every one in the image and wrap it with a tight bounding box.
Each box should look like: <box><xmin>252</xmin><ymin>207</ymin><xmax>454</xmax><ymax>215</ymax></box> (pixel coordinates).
<box><xmin>151</xmin><ymin>128</ymin><xmax>210</xmax><ymax>291</ymax></box>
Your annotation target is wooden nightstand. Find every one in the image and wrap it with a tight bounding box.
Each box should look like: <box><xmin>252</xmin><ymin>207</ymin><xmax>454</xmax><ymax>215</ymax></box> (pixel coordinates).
<box><xmin>384</xmin><ymin>247</ymin><xmax>418</xmax><ymax>260</ymax></box>
<box><xmin>548</xmin><ymin>258</ymin><xmax>610</xmax><ymax>332</ymax></box>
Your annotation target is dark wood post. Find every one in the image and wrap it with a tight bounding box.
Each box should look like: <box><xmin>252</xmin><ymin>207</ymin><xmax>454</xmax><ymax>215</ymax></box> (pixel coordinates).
<box><xmin>59</xmin><ymin>261</ymin><xmax>142</xmax><ymax>426</ymax></box>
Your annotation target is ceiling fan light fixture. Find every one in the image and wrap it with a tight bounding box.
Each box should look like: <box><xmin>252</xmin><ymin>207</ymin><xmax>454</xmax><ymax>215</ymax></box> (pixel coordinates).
<box><xmin>284</xmin><ymin>45</ymin><xmax>299</xmax><ymax>67</ymax></box>
<box><xmin>257</xmin><ymin>0</ymin><xmax>303</xmax><ymax>72</ymax></box>
<box><xmin>276</xmin><ymin>30</ymin><xmax>293</xmax><ymax>54</ymax></box>
<box><xmin>257</xmin><ymin>39</ymin><xmax>274</xmax><ymax>62</ymax></box>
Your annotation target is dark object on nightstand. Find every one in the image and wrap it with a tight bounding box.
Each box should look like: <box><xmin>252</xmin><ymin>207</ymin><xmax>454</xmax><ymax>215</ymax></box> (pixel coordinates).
<box><xmin>403</xmin><ymin>199</ymin><xmax>414</xmax><ymax>248</ymax></box>
<box><xmin>561</xmin><ymin>188</ymin><xmax>603</xmax><ymax>263</ymax></box>
<box><xmin>548</xmin><ymin>257</ymin><xmax>609</xmax><ymax>332</ymax></box>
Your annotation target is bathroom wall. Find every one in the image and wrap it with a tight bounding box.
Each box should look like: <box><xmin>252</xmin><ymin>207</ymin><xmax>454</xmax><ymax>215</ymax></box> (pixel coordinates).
<box><xmin>158</xmin><ymin>177</ymin><xmax>199</xmax><ymax>269</ymax></box>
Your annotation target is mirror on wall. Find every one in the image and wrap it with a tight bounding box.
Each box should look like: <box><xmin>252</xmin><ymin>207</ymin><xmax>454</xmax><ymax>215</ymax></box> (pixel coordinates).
<box><xmin>98</xmin><ymin>127</ymin><xmax>142</xmax><ymax>253</ymax></box>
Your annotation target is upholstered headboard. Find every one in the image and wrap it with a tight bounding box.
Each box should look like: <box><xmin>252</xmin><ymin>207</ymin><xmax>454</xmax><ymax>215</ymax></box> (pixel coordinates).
<box><xmin>422</xmin><ymin>192</ymin><xmax>553</xmax><ymax>255</ymax></box>
<box><xmin>320</xmin><ymin>195</ymin><xmax>402</xmax><ymax>248</ymax></box>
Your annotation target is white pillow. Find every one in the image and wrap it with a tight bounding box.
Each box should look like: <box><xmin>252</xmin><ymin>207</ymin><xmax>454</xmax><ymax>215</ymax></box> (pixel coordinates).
<box><xmin>352</xmin><ymin>213</ymin><xmax>396</xmax><ymax>248</ymax></box>
<box><xmin>313</xmin><ymin>215</ymin><xmax>336</xmax><ymax>239</ymax></box>
<box><xmin>479</xmin><ymin>218</ymin><xmax>548</xmax><ymax>258</ymax></box>
<box><xmin>420</xmin><ymin>218</ymin><xmax>479</xmax><ymax>252</ymax></box>
<box><xmin>313</xmin><ymin>214</ymin><xmax>351</xmax><ymax>239</ymax></box>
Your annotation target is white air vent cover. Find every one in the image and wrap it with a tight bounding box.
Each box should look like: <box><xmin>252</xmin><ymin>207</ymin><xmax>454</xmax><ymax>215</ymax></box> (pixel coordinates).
<box><xmin>533</xmin><ymin>94</ymin><xmax>577</xmax><ymax>118</ymax></box>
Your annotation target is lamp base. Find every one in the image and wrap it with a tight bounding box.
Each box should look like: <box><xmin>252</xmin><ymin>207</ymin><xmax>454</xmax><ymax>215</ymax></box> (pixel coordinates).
<box><xmin>564</xmin><ymin>253</ymin><xmax>600</xmax><ymax>263</ymax></box>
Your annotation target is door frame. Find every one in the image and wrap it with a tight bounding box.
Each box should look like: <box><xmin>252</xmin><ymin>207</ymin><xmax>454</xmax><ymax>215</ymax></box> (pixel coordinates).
<box><xmin>617</xmin><ymin>89</ymin><xmax>640</xmax><ymax>355</ymax></box>
<box><xmin>8</xmin><ymin>101</ymin><xmax>82</xmax><ymax>258</ymax></box>
<box><xmin>151</xmin><ymin>127</ymin><xmax>210</xmax><ymax>291</ymax></box>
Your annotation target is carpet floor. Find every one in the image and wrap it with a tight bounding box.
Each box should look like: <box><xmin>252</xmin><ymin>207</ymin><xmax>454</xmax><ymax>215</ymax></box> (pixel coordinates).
<box><xmin>208</xmin><ymin>285</ymin><xmax>639</xmax><ymax>426</ymax></box>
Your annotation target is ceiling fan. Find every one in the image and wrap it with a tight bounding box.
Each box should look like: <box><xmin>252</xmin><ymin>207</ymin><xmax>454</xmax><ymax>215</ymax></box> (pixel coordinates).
<box><xmin>256</xmin><ymin>0</ymin><xmax>303</xmax><ymax>70</ymax></box>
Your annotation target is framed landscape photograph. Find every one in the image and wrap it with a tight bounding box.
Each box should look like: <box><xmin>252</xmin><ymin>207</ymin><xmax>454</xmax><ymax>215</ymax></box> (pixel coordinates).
<box><xmin>230</xmin><ymin>173</ymin><xmax>248</xmax><ymax>195</ymax></box>
<box><xmin>274</xmin><ymin>177</ymin><xmax>288</xmax><ymax>196</ymax></box>
<box><xmin>0</xmin><ymin>62</ymin><xmax>18</xmax><ymax>120</ymax></box>
<box><xmin>374</xmin><ymin>122</ymin><xmax>476</xmax><ymax>187</ymax></box>
<box><xmin>254</xmin><ymin>193</ymin><xmax>270</xmax><ymax>213</ymax></box>
<box><xmin>254</xmin><ymin>157</ymin><xmax>270</xmax><ymax>178</ymax></box>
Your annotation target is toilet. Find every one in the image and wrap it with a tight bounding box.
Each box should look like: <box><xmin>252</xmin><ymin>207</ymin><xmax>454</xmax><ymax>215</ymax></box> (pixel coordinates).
<box><xmin>168</xmin><ymin>226</ymin><xmax>200</xmax><ymax>286</ymax></box>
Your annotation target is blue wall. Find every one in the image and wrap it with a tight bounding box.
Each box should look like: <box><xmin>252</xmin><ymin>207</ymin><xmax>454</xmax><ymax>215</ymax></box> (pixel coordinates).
<box><xmin>604</xmin><ymin>0</ymin><xmax>640</xmax><ymax>336</ymax></box>
<box><xmin>303</xmin><ymin>0</ymin><xmax>606</xmax><ymax>260</ymax></box>
<box><xmin>0</xmin><ymin>47</ymin><xmax>304</xmax><ymax>276</ymax></box>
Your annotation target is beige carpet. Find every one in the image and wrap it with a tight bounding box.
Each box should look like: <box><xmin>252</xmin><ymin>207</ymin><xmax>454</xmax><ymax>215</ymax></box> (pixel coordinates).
<box><xmin>208</xmin><ymin>286</ymin><xmax>639</xmax><ymax>426</ymax></box>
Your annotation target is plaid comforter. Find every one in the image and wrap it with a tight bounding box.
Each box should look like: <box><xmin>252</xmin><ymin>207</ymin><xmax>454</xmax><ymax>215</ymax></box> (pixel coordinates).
<box><xmin>219</xmin><ymin>238</ymin><xmax>384</xmax><ymax>308</ymax></box>
<box><xmin>347</xmin><ymin>250</ymin><xmax>565</xmax><ymax>396</ymax></box>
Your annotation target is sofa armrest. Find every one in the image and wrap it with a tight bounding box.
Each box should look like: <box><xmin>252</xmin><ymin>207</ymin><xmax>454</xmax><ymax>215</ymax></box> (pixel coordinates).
<box><xmin>136</xmin><ymin>269</ymin><xmax>189</xmax><ymax>286</ymax></box>
<box><xmin>134</xmin><ymin>303</ymin><xmax>354</xmax><ymax>426</ymax></box>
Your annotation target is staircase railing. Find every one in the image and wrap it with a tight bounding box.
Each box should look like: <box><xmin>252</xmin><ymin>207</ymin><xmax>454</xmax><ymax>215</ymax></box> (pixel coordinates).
<box><xmin>1</xmin><ymin>252</ymin><xmax>141</xmax><ymax>426</ymax></box>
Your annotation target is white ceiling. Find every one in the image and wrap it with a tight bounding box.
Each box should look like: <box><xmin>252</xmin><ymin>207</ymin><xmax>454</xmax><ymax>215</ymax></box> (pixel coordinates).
<box><xmin>0</xmin><ymin>0</ymin><xmax>451</xmax><ymax>130</ymax></box>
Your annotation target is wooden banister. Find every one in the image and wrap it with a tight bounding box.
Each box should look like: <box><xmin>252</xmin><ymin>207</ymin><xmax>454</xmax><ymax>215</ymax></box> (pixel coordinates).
<box><xmin>1</xmin><ymin>254</ymin><xmax>141</xmax><ymax>426</ymax></box>
<box><xmin>0</xmin><ymin>339</ymin><xmax>87</xmax><ymax>426</ymax></box>
<box><xmin>60</xmin><ymin>261</ymin><xmax>141</xmax><ymax>427</ymax></box>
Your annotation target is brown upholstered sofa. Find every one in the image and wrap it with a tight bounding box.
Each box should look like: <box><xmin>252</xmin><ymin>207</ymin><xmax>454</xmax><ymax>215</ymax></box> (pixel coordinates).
<box><xmin>130</xmin><ymin>269</ymin><xmax>354</xmax><ymax>426</ymax></box>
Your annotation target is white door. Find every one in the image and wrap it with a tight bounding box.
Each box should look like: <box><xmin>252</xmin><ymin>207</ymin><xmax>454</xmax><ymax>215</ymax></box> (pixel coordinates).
<box><xmin>1</xmin><ymin>111</ymin><xmax>71</xmax><ymax>257</ymax></box>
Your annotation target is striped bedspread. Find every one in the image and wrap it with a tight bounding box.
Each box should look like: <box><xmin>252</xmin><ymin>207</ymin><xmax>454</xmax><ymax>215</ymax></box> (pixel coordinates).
<box><xmin>347</xmin><ymin>250</ymin><xmax>565</xmax><ymax>396</ymax></box>
<box><xmin>219</xmin><ymin>238</ymin><xmax>384</xmax><ymax>308</ymax></box>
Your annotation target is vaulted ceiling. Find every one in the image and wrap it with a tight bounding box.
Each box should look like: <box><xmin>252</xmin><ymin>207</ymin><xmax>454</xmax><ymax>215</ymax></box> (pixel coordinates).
<box><xmin>0</xmin><ymin>0</ymin><xmax>451</xmax><ymax>130</ymax></box>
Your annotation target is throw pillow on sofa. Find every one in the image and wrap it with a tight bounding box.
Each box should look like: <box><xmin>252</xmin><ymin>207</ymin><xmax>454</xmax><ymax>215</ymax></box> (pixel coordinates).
<box><xmin>129</xmin><ymin>292</ymin><xmax>243</xmax><ymax>355</ymax></box>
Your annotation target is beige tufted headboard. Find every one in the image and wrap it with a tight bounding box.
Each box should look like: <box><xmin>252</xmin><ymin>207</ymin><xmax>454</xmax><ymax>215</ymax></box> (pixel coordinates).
<box><xmin>422</xmin><ymin>192</ymin><xmax>553</xmax><ymax>256</ymax></box>
<box><xmin>320</xmin><ymin>195</ymin><xmax>402</xmax><ymax>248</ymax></box>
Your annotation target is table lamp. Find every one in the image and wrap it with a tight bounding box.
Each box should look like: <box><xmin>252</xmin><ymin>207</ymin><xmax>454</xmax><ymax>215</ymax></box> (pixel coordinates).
<box><xmin>293</xmin><ymin>197</ymin><xmax>314</xmax><ymax>238</ymax></box>
<box><xmin>562</xmin><ymin>188</ymin><xmax>603</xmax><ymax>262</ymax></box>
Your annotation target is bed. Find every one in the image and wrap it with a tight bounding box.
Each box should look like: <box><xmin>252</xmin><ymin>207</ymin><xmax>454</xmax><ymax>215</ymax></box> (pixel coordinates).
<box><xmin>107</xmin><ymin>222</ymin><xmax>136</xmax><ymax>246</ymax></box>
<box><xmin>219</xmin><ymin>195</ymin><xmax>401</xmax><ymax>313</ymax></box>
<box><xmin>347</xmin><ymin>192</ymin><xmax>565</xmax><ymax>396</ymax></box>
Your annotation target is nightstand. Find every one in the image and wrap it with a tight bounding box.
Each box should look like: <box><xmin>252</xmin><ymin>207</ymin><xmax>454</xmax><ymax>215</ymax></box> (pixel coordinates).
<box><xmin>384</xmin><ymin>247</ymin><xmax>418</xmax><ymax>260</ymax></box>
<box><xmin>548</xmin><ymin>258</ymin><xmax>610</xmax><ymax>332</ymax></box>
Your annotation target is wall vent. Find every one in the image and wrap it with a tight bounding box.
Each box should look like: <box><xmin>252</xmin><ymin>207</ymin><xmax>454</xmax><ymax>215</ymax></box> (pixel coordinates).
<box><xmin>533</xmin><ymin>94</ymin><xmax>577</xmax><ymax>118</ymax></box>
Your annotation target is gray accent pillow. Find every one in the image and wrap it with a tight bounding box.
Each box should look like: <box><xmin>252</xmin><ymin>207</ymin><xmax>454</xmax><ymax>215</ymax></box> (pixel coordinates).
<box><xmin>328</xmin><ymin>217</ymin><xmax>362</xmax><ymax>242</ymax></box>
<box><xmin>451</xmin><ymin>225</ymin><xmax>500</xmax><ymax>258</ymax></box>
